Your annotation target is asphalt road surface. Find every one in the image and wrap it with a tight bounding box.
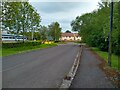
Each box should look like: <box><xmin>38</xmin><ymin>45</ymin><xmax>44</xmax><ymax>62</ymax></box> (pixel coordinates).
<box><xmin>3</xmin><ymin>43</ymin><xmax>80</xmax><ymax>88</ymax></box>
<box><xmin>70</xmin><ymin>47</ymin><xmax>114</xmax><ymax>88</ymax></box>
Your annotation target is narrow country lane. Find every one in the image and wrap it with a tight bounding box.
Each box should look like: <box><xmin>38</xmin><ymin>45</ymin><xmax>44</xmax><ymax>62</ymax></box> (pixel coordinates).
<box><xmin>3</xmin><ymin>43</ymin><xmax>80</xmax><ymax>88</ymax></box>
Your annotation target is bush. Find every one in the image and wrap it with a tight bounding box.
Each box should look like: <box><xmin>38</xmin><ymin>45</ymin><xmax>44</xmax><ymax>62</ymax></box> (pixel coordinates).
<box><xmin>112</xmin><ymin>40</ymin><xmax>119</xmax><ymax>55</ymax></box>
<box><xmin>2</xmin><ymin>42</ymin><xmax>41</xmax><ymax>48</ymax></box>
<box><xmin>54</xmin><ymin>41</ymin><xmax>60</xmax><ymax>43</ymax></box>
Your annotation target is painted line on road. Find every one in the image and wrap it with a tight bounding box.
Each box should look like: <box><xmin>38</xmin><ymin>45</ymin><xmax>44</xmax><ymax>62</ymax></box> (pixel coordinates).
<box><xmin>0</xmin><ymin>63</ymin><xmax>25</xmax><ymax>72</ymax></box>
<box><xmin>59</xmin><ymin>45</ymin><xmax>83</xmax><ymax>88</ymax></box>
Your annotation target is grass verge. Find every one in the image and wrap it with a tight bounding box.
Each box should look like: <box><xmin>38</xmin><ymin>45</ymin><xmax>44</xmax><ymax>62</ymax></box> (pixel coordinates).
<box><xmin>0</xmin><ymin>44</ymin><xmax>1</xmax><ymax>57</ymax></box>
<box><xmin>55</xmin><ymin>41</ymin><xmax>67</xmax><ymax>44</ymax></box>
<box><xmin>91</xmin><ymin>47</ymin><xmax>119</xmax><ymax>70</ymax></box>
<box><xmin>1</xmin><ymin>43</ymin><xmax>57</xmax><ymax>57</ymax></box>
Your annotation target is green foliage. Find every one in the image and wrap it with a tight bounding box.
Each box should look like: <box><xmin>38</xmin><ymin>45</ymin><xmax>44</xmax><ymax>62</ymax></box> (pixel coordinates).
<box><xmin>2</xmin><ymin>42</ymin><xmax>41</xmax><ymax>48</ymax></box>
<box><xmin>2</xmin><ymin>2</ymin><xmax>41</xmax><ymax>42</ymax></box>
<box><xmin>92</xmin><ymin>47</ymin><xmax>120</xmax><ymax>70</ymax></box>
<box><xmin>48</xmin><ymin>22</ymin><xmax>61</xmax><ymax>41</ymax></box>
<box><xmin>71</xmin><ymin>2</ymin><xmax>120</xmax><ymax>55</ymax></box>
<box><xmin>24</xmin><ymin>32</ymin><xmax>41</xmax><ymax>40</ymax></box>
<box><xmin>2</xmin><ymin>43</ymin><xmax>57</xmax><ymax>57</ymax></box>
<box><xmin>39</xmin><ymin>26</ymin><xmax>48</xmax><ymax>41</ymax></box>
<box><xmin>1</xmin><ymin>2</ymin><xmax>62</xmax><ymax>42</ymax></box>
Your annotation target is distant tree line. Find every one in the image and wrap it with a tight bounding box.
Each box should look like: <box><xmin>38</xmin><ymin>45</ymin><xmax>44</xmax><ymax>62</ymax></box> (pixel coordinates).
<box><xmin>71</xmin><ymin>2</ymin><xmax>120</xmax><ymax>55</ymax></box>
<box><xmin>1</xmin><ymin>1</ymin><xmax>61</xmax><ymax>42</ymax></box>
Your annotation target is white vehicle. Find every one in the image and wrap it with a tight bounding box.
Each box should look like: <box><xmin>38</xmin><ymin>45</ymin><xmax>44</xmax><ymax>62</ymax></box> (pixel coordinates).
<box><xmin>15</xmin><ymin>35</ymin><xmax>27</xmax><ymax>41</ymax></box>
<box><xmin>2</xmin><ymin>34</ymin><xmax>16</xmax><ymax>42</ymax></box>
<box><xmin>2</xmin><ymin>34</ymin><xmax>27</xmax><ymax>42</ymax></box>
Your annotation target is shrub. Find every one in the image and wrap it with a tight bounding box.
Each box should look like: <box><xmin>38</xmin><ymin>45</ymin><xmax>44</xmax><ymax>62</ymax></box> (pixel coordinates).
<box><xmin>2</xmin><ymin>42</ymin><xmax>41</xmax><ymax>48</ymax></box>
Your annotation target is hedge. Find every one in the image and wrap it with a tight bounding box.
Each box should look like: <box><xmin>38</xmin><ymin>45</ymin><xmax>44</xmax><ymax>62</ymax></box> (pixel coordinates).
<box><xmin>2</xmin><ymin>42</ymin><xmax>41</xmax><ymax>48</ymax></box>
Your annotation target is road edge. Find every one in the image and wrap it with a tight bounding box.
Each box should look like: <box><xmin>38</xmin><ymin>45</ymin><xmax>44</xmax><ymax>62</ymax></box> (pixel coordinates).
<box><xmin>59</xmin><ymin>45</ymin><xmax>83</xmax><ymax>88</ymax></box>
<box><xmin>2</xmin><ymin>45</ymin><xmax>58</xmax><ymax>57</ymax></box>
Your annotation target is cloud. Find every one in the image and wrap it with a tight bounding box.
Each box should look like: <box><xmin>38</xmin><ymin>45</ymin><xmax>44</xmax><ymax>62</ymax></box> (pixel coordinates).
<box><xmin>30</xmin><ymin>2</ymin><xmax>86</xmax><ymax>13</ymax></box>
<box><xmin>29</xmin><ymin>0</ymin><xmax>101</xmax><ymax>2</ymax></box>
<box><xmin>29</xmin><ymin>2</ymin><xmax>100</xmax><ymax>32</ymax></box>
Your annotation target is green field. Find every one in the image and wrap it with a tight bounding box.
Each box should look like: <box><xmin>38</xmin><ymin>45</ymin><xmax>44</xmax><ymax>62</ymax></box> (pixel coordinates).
<box><xmin>1</xmin><ymin>43</ymin><xmax>57</xmax><ymax>57</ymax></box>
<box><xmin>91</xmin><ymin>47</ymin><xmax>119</xmax><ymax>70</ymax></box>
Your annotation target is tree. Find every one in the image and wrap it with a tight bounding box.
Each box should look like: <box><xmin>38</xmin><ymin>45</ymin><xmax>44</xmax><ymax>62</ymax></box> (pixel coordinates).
<box><xmin>48</xmin><ymin>22</ymin><xmax>61</xmax><ymax>41</ymax></box>
<box><xmin>65</xmin><ymin>30</ymin><xmax>71</xmax><ymax>33</ymax></box>
<box><xmin>39</xmin><ymin>26</ymin><xmax>48</xmax><ymax>42</ymax></box>
<box><xmin>2</xmin><ymin>1</ymin><xmax>41</xmax><ymax>42</ymax></box>
<box><xmin>70</xmin><ymin>1</ymin><xmax>119</xmax><ymax>55</ymax></box>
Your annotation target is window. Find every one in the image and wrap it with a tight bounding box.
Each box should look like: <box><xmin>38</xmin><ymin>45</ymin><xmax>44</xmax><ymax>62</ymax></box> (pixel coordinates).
<box><xmin>9</xmin><ymin>37</ymin><xmax>13</xmax><ymax>39</ymax></box>
<box><xmin>2</xmin><ymin>37</ymin><xmax>8</xmax><ymax>39</ymax></box>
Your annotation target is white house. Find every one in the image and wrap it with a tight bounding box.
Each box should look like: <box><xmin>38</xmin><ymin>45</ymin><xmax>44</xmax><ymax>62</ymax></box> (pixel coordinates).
<box><xmin>60</xmin><ymin>33</ymin><xmax>81</xmax><ymax>41</ymax></box>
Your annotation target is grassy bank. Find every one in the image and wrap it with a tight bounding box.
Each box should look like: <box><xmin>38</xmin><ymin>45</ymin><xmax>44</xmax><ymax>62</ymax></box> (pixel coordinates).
<box><xmin>1</xmin><ymin>43</ymin><xmax>57</xmax><ymax>57</ymax></box>
<box><xmin>91</xmin><ymin>47</ymin><xmax>119</xmax><ymax>70</ymax></box>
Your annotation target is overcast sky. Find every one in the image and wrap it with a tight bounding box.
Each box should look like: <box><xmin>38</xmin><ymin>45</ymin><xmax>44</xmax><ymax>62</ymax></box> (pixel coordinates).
<box><xmin>29</xmin><ymin>1</ymin><xmax>101</xmax><ymax>32</ymax></box>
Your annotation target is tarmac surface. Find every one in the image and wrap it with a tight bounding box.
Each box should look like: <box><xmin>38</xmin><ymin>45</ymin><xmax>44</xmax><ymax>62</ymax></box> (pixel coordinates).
<box><xmin>3</xmin><ymin>43</ymin><xmax>80</xmax><ymax>88</ymax></box>
<box><xmin>70</xmin><ymin>47</ymin><xmax>115</xmax><ymax>88</ymax></box>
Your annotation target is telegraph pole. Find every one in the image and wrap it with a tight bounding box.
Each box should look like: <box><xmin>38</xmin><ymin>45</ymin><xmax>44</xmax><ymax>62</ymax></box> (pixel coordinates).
<box><xmin>108</xmin><ymin>0</ymin><xmax>113</xmax><ymax>66</ymax></box>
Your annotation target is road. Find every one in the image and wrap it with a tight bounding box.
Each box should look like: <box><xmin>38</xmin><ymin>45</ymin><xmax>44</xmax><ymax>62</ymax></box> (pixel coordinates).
<box><xmin>2</xmin><ymin>43</ymin><xmax>80</xmax><ymax>88</ymax></box>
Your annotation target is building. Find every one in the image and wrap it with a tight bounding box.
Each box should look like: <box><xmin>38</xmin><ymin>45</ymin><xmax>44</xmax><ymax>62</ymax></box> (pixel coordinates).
<box><xmin>60</xmin><ymin>33</ymin><xmax>81</xmax><ymax>41</ymax></box>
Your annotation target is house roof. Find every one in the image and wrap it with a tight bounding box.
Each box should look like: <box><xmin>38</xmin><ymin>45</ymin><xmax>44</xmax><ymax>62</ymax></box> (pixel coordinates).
<box><xmin>61</xmin><ymin>33</ymin><xmax>79</xmax><ymax>37</ymax></box>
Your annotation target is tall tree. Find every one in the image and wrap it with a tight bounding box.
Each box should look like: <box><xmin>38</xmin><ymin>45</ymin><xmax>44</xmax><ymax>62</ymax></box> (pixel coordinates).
<box><xmin>39</xmin><ymin>26</ymin><xmax>48</xmax><ymax>42</ymax></box>
<box><xmin>71</xmin><ymin>1</ymin><xmax>119</xmax><ymax>55</ymax></box>
<box><xmin>48</xmin><ymin>22</ymin><xmax>61</xmax><ymax>41</ymax></box>
<box><xmin>2</xmin><ymin>1</ymin><xmax>41</xmax><ymax>42</ymax></box>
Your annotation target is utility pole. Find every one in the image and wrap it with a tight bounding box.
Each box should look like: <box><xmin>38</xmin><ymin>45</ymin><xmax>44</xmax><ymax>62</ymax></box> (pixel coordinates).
<box><xmin>108</xmin><ymin>0</ymin><xmax>113</xmax><ymax>67</ymax></box>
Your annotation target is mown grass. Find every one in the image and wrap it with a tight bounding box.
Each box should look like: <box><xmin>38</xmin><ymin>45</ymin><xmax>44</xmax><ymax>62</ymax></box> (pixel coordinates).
<box><xmin>91</xmin><ymin>47</ymin><xmax>119</xmax><ymax>70</ymax></box>
<box><xmin>1</xmin><ymin>43</ymin><xmax>57</xmax><ymax>57</ymax></box>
